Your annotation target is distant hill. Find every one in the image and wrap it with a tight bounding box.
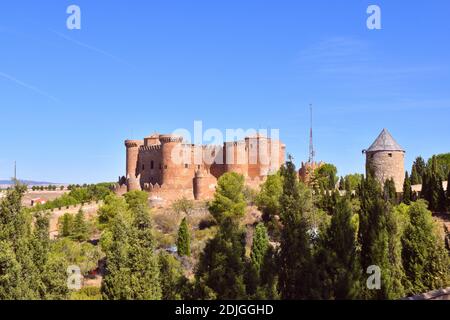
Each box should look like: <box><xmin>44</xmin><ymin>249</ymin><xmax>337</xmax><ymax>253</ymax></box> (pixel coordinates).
<box><xmin>0</xmin><ymin>180</ymin><xmax>59</xmax><ymax>186</ymax></box>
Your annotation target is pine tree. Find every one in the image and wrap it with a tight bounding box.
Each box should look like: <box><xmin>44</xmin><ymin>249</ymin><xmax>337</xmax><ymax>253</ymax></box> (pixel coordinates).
<box><xmin>401</xmin><ymin>200</ymin><xmax>450</xmax><ymax>295</ymax></box>
<box><xmin>278</xmin><ymin>157</ymin><xmax>318</xmax><ymax>299</ymax></box>
<box><xmin>403</xmin><ymin>171</ymin><xmax>412</xmax><ymax>205</ymax></box>
<box><xmin>177</xmin><ymin>217</ymin><xmax>190</xmax><ymax>257</ymax></box>
<box><xmin>410</xmin><ymin>165</ymin><xmax>420</xmax><ymax>185</ymax></box>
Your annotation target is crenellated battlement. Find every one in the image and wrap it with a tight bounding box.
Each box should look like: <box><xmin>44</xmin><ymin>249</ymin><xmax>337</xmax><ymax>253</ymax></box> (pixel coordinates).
<box><xmin>123</xmin><ymin>131</ymin><xmax>286</xmax><ymax>201</ymax></box>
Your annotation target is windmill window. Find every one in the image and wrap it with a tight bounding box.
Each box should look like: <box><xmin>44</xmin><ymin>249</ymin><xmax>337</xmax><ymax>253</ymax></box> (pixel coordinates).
<box><xmin>388</xmin><ymin>153</ymin><xmax>393</xmax><ymax>157</ymax></box>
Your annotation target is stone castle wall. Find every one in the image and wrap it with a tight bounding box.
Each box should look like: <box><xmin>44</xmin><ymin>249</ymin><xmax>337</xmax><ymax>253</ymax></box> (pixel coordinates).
<box><xmin>366</xmin><ymin>150</ymin><xmax>405</xmax><ymax>191</ymax></box>
<box><xmin>123</xmin><ymin>133</ymin><xmax>286</xmax><ymax>202</ymax></box>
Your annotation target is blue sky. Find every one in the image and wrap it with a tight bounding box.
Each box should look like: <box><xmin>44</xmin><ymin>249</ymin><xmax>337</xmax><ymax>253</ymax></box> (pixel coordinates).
<box><xmin>0</xmin><ymin>0</ymin><xmax>449</xmax><ymax>183</ymax></box>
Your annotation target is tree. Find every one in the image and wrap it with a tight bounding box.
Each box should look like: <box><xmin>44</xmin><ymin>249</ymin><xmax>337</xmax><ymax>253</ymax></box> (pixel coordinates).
<box><xmin>102</xmin><ymin>193</ymin><xmax>161</xmax><ymax>300</ymax></box>
<box><xmin>383</xmin><ymin>178</ymin><xmax>397</xmax><ymax>204</ymax></box>
<box><xmin>250</xmin><ymin>223</ymin><xmax>269</xmax><ymax>271</ymax></box>
<box><xmin>403</xmin><ymin>172</ymin><xmax>412</xmax><ymax>205</ymax></box>
<box><xmin>401</xmin><ymin>200</ymin><xmax>450</xmax><ymax>295</ymax></box>
<box><xmin>278</xmin><ymin>157</ymin><xmax>318</xmax><ymax>299</ymax></box>
<box><xmin>316</xmin><ymin>198</ymin><xmax>361</xmax><ymax>299</ymax></box>
<box><xmin>72</xmin><ymin>209</ymin><xmax>89</xmax><ymax>242</ymax></box>
<box><xmin>177</xmin><ymin>218</ymin><xmax>191</xmax><ymax>257</ymax></box>
<box><xmin>357</xmin><ymin>175</ymin><xmax>406</xmax><ymax>299</ymax></box>
<box><xmin>59</xmin><ymin>213</ymin><xmax>74</xmax><ymax>238</ymax></box>
<box><xmin>195</xmin><ymin>173</ymin><xmax>249</xmax><ymax>300</ymax></box>
<box><xmin>209</xmin><ymin>172</ymin><xmax>246</xmax><ymax>224</ymax></box>
<box><xmin>314</xmin><ymin>163</ymin><xmax>338</xmax><ymax>190</ymax></box>
<box><xmin>172</xmin><ymin>197</ymin><xmax>194</xmax><ymax>216</ymax></box>
<box><xmin>447</xmin><ymin>171</ymin><xmax>450</xmax><ymax>212</ymax></box>
<box><xmin>411</xmin><ymin>156</ymin><xmax>426</xmax><ymax>185</ymax></box>
<box><xmin>255</xmin><ymin>173</ymin><xmax>283</xmax><ymax>239</ymax></box>
<box><xmin>422</xmin><ymin>156</ymin><xmax>446</xmax><ymax>212</ymax></box>
<box><xmin>159</xmin><ymin>251</ymin><xmax>189</xmax><ymax>300</ymax></box>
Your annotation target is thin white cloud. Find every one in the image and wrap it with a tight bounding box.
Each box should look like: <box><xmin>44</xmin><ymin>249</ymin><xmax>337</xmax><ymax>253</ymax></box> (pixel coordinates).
<box><xmin>50</xmin><ymin>30</ymin><xmax>135</xmax><ymax>69</ymax></box>
<box><xmin>0</xmin><ymin>71</ymin><xmax>60</xmax><ymax>102</ymax></box>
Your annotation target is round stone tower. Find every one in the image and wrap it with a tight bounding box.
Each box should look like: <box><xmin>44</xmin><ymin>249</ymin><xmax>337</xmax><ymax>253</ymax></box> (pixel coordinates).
<box><xmin>363</xmin><ymin>129</ymin><xmax>405</xmax><ymax>191</ymax></box>
<box><xmin>160</xmin><ymin>134</ymin><xmax>191</xmax><ymax>189</ymax></box>
<box><xmin>125</xmin><ymin>140</ymin><xmax>143</xmax><ymax>177</ymax></box>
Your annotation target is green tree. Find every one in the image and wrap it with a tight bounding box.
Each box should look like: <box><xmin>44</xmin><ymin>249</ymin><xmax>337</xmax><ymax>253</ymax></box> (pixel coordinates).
<box><xmin>59</xmin><ymin>213</ymin><xmax>74</xmax><ymax>238</ymax></box>
<box><xmin>411</xmin><ymin>156</ymin><xmax>426</xmax><ymax>185</ymax></box>
<box><xmin>72</xmin><ymin>209</ymin><xmax>89</xmax><ymax>242</ymax></box>
<box><xmin>447</xmin><ymin>171</ymin><xmax>450</xmax><ymax>211</ymax></box>
<box><xmin>159</xmin><ymin>251</ymin><xmax>189</xmax><ymax>300</ymax></box>
<box><xmin>255</xmin><ymin>173</ymin><xmax>283</xmax><ymax>239</ymax></box>
<box><xmin>278</xmin><ymin>157</ymin><xmax>318</xmax><ymax>299</ymax></box>
<box><xmin>177</xmin><ymin>217</ymin><xmax>191</xmax><ymax>257</ymax></box>
<box><xmin>250</xmin><ymin>223</ymin><xmax>269</xmax><ymax>271</ymax></box>
<box><xmin>401</xmin><ymin>200</ymin><xmax>450</xmax><ymax>295</ymax></box>
<box><xmin>316</xmin><ymin>198</ymin><xmax>361</xmax><ymax>299</ymax></box>
<box><xmin>358</xmin><ymin>176</ymin><xmax>406</xmax><ymax>299</ymax></box>
<box><xmin>314</xmin><ymin>163</ymin><xmax>338</xmax><ymax>190</ymax></box>
<box><xmin>195</xmin><ymin>173</ymin><xmax>249</xmax><ymax>299</ymax></box>
<box><xmin>209</xmin><ymin>172</ymin><xmax>246</xmax><ymax>224</ymax></box>
<box><xmin>384</xmin><ymin>178</ymin><xmax>397</xmax><ymax>204</ymax></box>
<box><xmin>403</xmin><ymin>172</ymin><xmax>412</xmax><ymax>205</ymax></box>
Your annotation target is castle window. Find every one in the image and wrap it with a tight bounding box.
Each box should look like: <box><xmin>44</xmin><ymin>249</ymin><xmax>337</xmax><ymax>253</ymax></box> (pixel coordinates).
<box><xmin>185</xmin><ymin>164</ymin><xmax>189</xmax><ymax>169</ymax></box>
<box><xmin>142</xmin><ymin>164</ymin><xmax>145</xmax><ymax>170</ymax></box>
<box><xmin>388</xmin><ymin>153</ymin><xmax>393</xmax><ymax>158</ymax></box>
<box><xmin>151</xmin><ymin>161</ymin><xmax>154</xmax><ymax>169</ymax></box>
<box><xmin>164</xmin><ymin>165</ymin><xmax>167</xmax><ymax>169</ymax></box>
<box><xmin>159</xmin><ymin>163</ymin><xmax>162</xmax><ymax>169</ymax></box>
<box><xmin>197</xmin><ymin>165</ymin><xmax>201</xmax><ymax>170</ymax></box>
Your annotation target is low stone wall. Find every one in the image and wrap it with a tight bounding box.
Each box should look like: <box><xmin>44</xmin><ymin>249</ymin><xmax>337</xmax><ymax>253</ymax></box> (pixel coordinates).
<box><xmin>48</xmin><ymin>201</ymin><xmax>103</xmax><ymax>239</ymax></box>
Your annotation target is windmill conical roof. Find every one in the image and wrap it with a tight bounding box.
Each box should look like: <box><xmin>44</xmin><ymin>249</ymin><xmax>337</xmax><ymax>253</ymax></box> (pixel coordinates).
<box><xmin>366</xmin><ymin>129</ymin><xmax>405</xmax><ymax>152</ymax></box>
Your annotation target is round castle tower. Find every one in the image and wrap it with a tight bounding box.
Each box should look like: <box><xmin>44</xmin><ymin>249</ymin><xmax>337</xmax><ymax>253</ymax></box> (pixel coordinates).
<box><xmin>363</xmin><ymin>129</ymin><xmax>405</xmax><ymax>191</ymax></box>
<box><xmin>125</xmin><ymin>139</ymin><xmax>144</xmax><ymax>191</ymax></box>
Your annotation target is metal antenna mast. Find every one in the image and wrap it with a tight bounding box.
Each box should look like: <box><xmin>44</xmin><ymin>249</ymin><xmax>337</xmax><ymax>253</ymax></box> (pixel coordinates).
<box><xmin>308</xmin><ymin>104</ymin><xmax>315</xmax><ymax>164</ymax></box>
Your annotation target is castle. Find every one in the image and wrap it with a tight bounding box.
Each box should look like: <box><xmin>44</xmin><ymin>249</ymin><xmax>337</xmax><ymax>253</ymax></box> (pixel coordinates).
<box><xmin>115</xmin><ymin>128</ymin><xmax>407</xmax><ymax>203</ymax></box>
<box><xmin>363</xmin><ymin>128</ymin><xmax>405</xmax><ymax>191</ymax></box>
<box><xmin>118</xmin><ymin>133</ymin><xmax>286</xmax><ymax>202</ymax></box>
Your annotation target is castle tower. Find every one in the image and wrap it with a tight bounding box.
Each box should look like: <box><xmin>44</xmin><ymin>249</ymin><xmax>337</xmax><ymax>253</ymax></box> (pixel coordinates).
<box><xmin>125</xmin><ymin>139</ymin><xmax>144</xmax><ymax>191</ymax></box>
<box><xmin>159</xmin><ymin>134</ymin><xmax>192</xmax><ymax>189</ymax></box>
<box><xmin>363</xmin><ymin>129</ymin><xmax>405</xmax><ymax>191</ymax></box>
<box><xmin>224</xmin><ymin>141</ymin><xmax>249</xmax><ymax>177</ymax></box>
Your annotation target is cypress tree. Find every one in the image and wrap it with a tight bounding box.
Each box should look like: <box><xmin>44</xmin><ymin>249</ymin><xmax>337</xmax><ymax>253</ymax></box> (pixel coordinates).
<box><xmin>250</xmin><ymin>223</ymin><xmax>269</xmax><ymax>271</ymax></box>
<box><xmin>317</xmin><ymin>198</ymin><xmax>361</xmax><ymax>299</ymax></box>
<box><xmin>195</xmin><ymin>172</ymin><xmax>249</xmax><ymax>299</ymax></box>
<box><xmin>278</xmin><ymin>157</ymin><xmax>318</xmax><ymax>299</ymax></box>
<box><xmin>411</xmin><ymin>157</ymin><xmax>426</xmax><ymax>185</ymax></box>
<box><xmin>358</xmin><ymin>176</ymin><xmax>405</xmax><ymax>299</ymax></box>
<box><xmin>72</xmin><ymin>209</ymin><xmax>89</xmax><ymax>242</ymax></box>
<box><xmin>401</xmin><ymin>200</ymin><xmax>450</xmax><ymax>294</ymax></box>
<box><xmin>410</xmin><ymin>166</ymin><xmax>420</xmax><ymax>185</ymax></box>
<box><xmin>384</xmin><ymin>178</ymin><xmax>397</xmax><ymax>204</ymax></box>
<box><xmin>403</xmin><ymin>171</ymin><xmax>412</xmax><ymax>205</ymax></box>
<box><xmin>177</xmin><ymin>217</ymin><xmax>190</xmax><ymax>257</ymax></box>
